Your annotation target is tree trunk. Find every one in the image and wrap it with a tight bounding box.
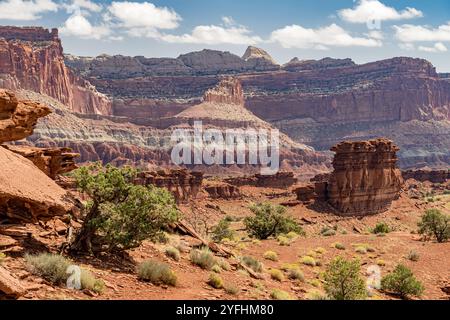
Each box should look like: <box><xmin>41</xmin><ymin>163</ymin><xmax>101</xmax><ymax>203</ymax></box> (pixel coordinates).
<box><xmin>70</xmin><ymin>203</ymin><xmax>99</xmax><ymax>254</ymax></box>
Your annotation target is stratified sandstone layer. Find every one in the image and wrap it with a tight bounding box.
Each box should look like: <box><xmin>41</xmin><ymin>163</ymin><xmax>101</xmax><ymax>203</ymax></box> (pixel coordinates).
<box><xmin>0</xmin><ymin>89</ymin><xmax>50</xmax><ymax>143</ymax></box>
<box><xmin>67</xmin><ymin>47</ymin><xmax>450</xmax><ymax>169</ymax></box>
<box><xmin>0</xmin><ymin>26</ymin><xmax>111</xmax><ymax>115</ymax></box>
<box><xmin>295</xmin><ymin>139</ymin><xmax>404</xmax><ymax>216</ymax></box>
<box><xmin>326</xmin><ymin>139</ymin><xmax>403</xmax><ymax>215</ymax></box>
<box><xmin>0</xmin><ymin>90</ymin><xmax>77</xmax><ymax>222</ymax></box>
<box><xmin>134</xmin><ymin>169</ymin><xmax>203</xmax><ymax>203</ymax></box>
<box><xmin>2</xmin><ymin>145</ymin><xmax>78</xmax><ymax>179</ymax></box>
<box><xmin>402</xmin><ymin>169</ymin><xmax>450</xmax><ymax>183</ymax></box>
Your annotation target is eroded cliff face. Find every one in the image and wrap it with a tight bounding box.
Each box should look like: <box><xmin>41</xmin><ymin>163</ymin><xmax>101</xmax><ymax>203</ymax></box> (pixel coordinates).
<box><xmin>0</xmin><ymin>26</ymin><xmax>111</xmax><ymax>115</ymax></box>
<box><xmin>295</xmin><ymin>139</ymin><xmax>403</xmax><ymax>216</ymax></box>
<box><xmin>0</xmin><ymin>89</ymin><xmax>77</xmax><ymax>222</ymax></box>
<box><xmin>327</xmin><ymin>139</ymin><xmax>403</xmax><ymax>215</ymax></box>
<box><xmin>73</xmin><ymin>51</ymin><xmax>449</xmax><ymax>169</ymax></box>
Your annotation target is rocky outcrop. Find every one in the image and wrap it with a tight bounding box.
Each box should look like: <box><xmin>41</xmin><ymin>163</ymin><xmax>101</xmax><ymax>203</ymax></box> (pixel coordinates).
<box><xmin>134</xmin><ymin>169</ymin><xmax>203</xmax><ymax>203</ymax></box>
<box><xmin>2</xmin><ymin>145</ymin><xmax>78</xmax><ymax>179</ymax></box>
<box><xmin>0</xmin><ymin>266</ymin><xmax>25</xmax><ymax>298</ymax></box>
<box><xmin>295</xmin><ymin>139</ymin><xmax>403</xmax><ymax>215</ymax></box>
<box><xmin>225</xmin><ymin>172</ymin><xmax>297</xmax><ymax>189</ymax></box>
<box><xmin>203</xmin><ymin>77</ymin><xmax>244</xmax><ymax>105</ymax></box>
<box><xmin>402</xmin><ymin>169</ymin><xmax>450</xmax><ymax>183</ymax></box>
<box><xmin>0</xmin><ymin>89</ymin><xmax>50</xmax><ymax>143</ymax></box>
<box><xmin>282</xmin><ymin>57</ymin><xmax>355</xmax><ymax>72</ymax></box>
<box><xmin>242</xmin><ymin>46</ymin><xmax>279</xmax><ymax>71</ymax></box>
<box><xmin>204</xmin><ymin>182</ymin><xmax>241</xmax><ymax>199</ymax></box>
<box><xmin>327</xmin><ymin>139</ymin><xmax>403</xmax><ymax>215</ymax></box>
<box><xmin>0</xmin><ymin>90</ymin><xmax>77</xmax><ymax>222</ymax></box>
<box><xmin>0</xmin><ymin>26</ymin><xmax>111</xmax><ymax>115</ymax></box>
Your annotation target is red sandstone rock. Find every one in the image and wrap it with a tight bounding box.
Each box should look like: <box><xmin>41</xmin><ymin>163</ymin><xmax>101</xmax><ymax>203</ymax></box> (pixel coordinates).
<box><xmin>0</xmin><ymin>89</ymin><xmax>50</xmax><ymax>143</ymax></box>
<box><xmin>2</xmin><ymin>145</ymin><xmax>78</xmax><ymax>179</ymax></box>
<box><xmin>0</xmin><ymin>266</ymin><xmax>25</xmax><ymax>297</ymax></box>
<box><xmin>203</xmin><ymin>77</ymin><xmax>244</xmax><ymax>106</ymax></box>
<box><xmin>135</xmin><ymin>169</ymin><xmax>203</xmax><ymax>203</ymax></box>
<box><xmin>0</xmin><ymin>26</ymin><xmax>111</xmax><ymax>115</ymax></box>
<box><xmin>326</xmin><ymin>139</ymin><xmax>403</xmax><ymax>216</ymax></box>
<box><xmin>402</xmin><ymin>169</ymin><xmax>449</xmax><ymax>183</ymax></box>
<box><xmin>204</xmin><ymin>182</ymin><xmax>241</xmax><ymax>199</ymax></box>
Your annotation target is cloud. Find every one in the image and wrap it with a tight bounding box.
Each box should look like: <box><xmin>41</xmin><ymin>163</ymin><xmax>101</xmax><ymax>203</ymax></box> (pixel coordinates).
<box><xmin>60</xmin><ymin>13</ymin><xmax>111</xmax><ymax>40</ymax></box>
<box><xmin>107</xmin><ymin>1</ymin><xmax>181</xmax><ymax>36</ymax></box>
<box><xmin>339</xmin><ymin>0</ymin><xmax>422</xmax><ymax>23</ymax></box>
<box><xmin>418</xmin><ymin>42</ymin><xmax>448</xmax><ymax>53</ymax></box>
<box><xmin>63</xmin><ymin>0</ymin><xmax>102</xmax><ymax>13</ymax></box>
<box><xmin>159</xmin><ymin>23</ymin><xmax>262</xmax><ymax>45</ymax></box>
<box><xmin>393</xmin><ymin>23</ymin><xmax>450</xmax><ymax>42</ymax></box>
<box><xmin>269</xmin><ymin>23</ymin><xmax>382</xmax><ymax>49</ymax></box>
<box><xmin>0</xmin><ymin>0</ymin><xmax>58</xmax><ymax>20</ymax></box>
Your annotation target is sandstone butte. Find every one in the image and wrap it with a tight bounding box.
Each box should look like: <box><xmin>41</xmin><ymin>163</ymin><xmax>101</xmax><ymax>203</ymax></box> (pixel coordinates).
<box><xmin>295</xmin><ymin>138</ymin><xmax>404</xmax><ymax>216</ymax></box>
<box><xmin>0</xmin><ymin>26</ymin><xmax>111</xmax><ymax>115</ymax></box>
<box><xmin>0</xmin><ymin>89</ymin><xmax>76</xmax><ymax>223</ymax></box>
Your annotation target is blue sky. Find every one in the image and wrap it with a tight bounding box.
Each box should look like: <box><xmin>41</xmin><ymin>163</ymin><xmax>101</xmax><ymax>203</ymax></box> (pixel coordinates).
<box><xmin>1</xmin><ymin>0</ymin><xmax>450</xmax><ymax>71</ymax></box>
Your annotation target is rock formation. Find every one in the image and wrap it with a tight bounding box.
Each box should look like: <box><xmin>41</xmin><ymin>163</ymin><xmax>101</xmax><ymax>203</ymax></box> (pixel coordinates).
<box><xmin>402</xmin><ymin>169</ymin><xmax>450</xmax><ymax>183</ymax></box>
<box><xmin>0</xmin><ymin>89</ymin><xmax>50</xmax><ymax>143</ymax></box>
<box><xmin>225</xmin><ymin>172</ymin><xmax>297</xmax><ymax>189</ymax></box>
<box><xmin>134</xmin><ymin>169</ymin><xmax>203</xmax><ymax>203</ymax></box>
<box><xmin>295</xmin><ymin>139</ymin><xmax>403</xmax><ymax>216</ymax></box>
<box><xmin>203</xmin><ymin>77</ymin><xmax>244</xmax><ymax>106</ymax></box>
<box><xmin>326</xmin><ymin>139</ymin><xmax>403</xmax><ymax>215</ymax></box>
<box><xmin>0</xmin><ymin>90</ymin><xmax>77</xmax><ymax>222</ymax></box>
<box><xmin>204</xmin><ymin>182</ymin><xmax>241</xmax><ymax>199</ymax></box>
<box><xmin>2</xmin><ymin>145</ymin><xmax>78</xmax><ymax>179</ymax></box>
<box><xmin>0</xmin><ymin>26</ymin><xmax>111</xmax><ymax>115</ymax></box>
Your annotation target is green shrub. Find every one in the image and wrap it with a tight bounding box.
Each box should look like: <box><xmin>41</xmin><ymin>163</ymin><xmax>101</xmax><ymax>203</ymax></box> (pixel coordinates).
<box><xmin>306</xmin><ymin>290</ymin><xmax>329</xmax><ymax>300</ymax></box>
<box><xmin>377</xmin><ymin>259</ymin><xmax>386</xmax><ymax>266</ymax></box>
<box><xmin>244</xmin><ymin>202</ymin><xmax>302</xmax><ymax>240</ymax></box>
<box><xmin>241</xmin><ymin>256</ymin><xmax>263</xmax><ymax>273</ymax></box>
<box><xmin>372</xmin><ymin>222</ymin><xmax>390</xmax><ymax>234</ymax></box>
<box><xmin>333</xmin><ymin>242</ymin><xmax>346</xmax><ymax>250</ymax></box>
<box><xmin>315</xmin><ymin>247</ymin><xmax>326</xmax><ymax>254</ymax></box>
<box><xmin>25</xmin><ymin>253</ymin><xmax>70</xmax><ymax>285</ymax></box>
<box><xmin>211</xmin><ymin>219</ymin><xmax>235</xmax><ymax>242</ymax></box>
<box><xmin>271</xmin><ymin>289</ymin><xmax>292</xmax><ymax>300</ymax></box>
<box><xmin>269</xmin><ymin>269</ymin><xmax>284</xmax><ymax>282</ymax></box>
<box><xmin>190</xmin><ymin>248</ymin><xmax>216</xmax><ymax>270</ymax></box>
<box><xmin>320</xmin><ymin>227</ymin><xmax>336</xmax><ymax>237</ymax></box>
<box><xmin>355</xmin><ymin>246</ymin><xmax>367</xmax><ymax>254</ymax></box>
<box><xmin>286</xmin><ymin>231</ymin><xmax>299</xmax><ymax>239</ymax></box>
<box><xmin>381</xmin><ymin>264</ymin><xmax>424</xmax><ymax>298</ymax></box>
<box><xmin>0</xmin><ymin>252</ymin><xmax>5</xmax><ymax>265</ymax></box>
<box><xmin>324</xmin><ymin>256</ymin><xmax>367</xmax><ymax>300</ymax></box>
<box><xmin>263</xmin><ymin>251</ymin><xmax>278</xmax><ymax>261</ymax></box>
<box><xmin>71</xmin><ymin>163</ymin><xmax>180</xmax><ymax>252</ymax></box>
<box><xmin>80</xmin><ymin>269</ymin><xmax>105</xmax><ymax>294</ymax></box>
<box><xmin>137</xmin><ymin>260</ymin><xmax>177</xmax><ymax>286</ymax></box>
<box><xmin>211</xmin><ymin>265</ymin><xmax>222</xmax><ymax>273</ymax></box>
<box><xmin>310</xmin><ymin>279</ymin><xmax>321</xmax><ymax>287</ymax></box>
<box><xmin>225</xmin><ymin>284</ymin><xmax>239</xmax><ymax>295</ymax></box>
<box><xmin>217</xmin><ymin>258</ymin><xmax>231</xmax><ymax>271</ymax></box>
<box><xmin>165</xmin><ymin>247</ymin><xmax>180</xmax><ymax>261</ymax></box>
<box><xmin>277</xmin><ymin>235</ymin><xmax>291</xmax><ymax>246</ymax></box>
<box><xmin>207</xmin><ymin>273</ymin><xmax>223</xmax><ymax>289</ymax></box>
<box><xmin>287</xmin><ymin>268</ymin><xmax>304</xmax><ymax>281</ymax></box>
<box><xmin>407</xmin><ymin>250</ymin><xmax>420</xmax><ymax>262</ymax></box>
<box><xmin>300</xmin><ymin>256</ymin><xmax>316</xmax><ymax>267</ymax></box>
<box><xmin>418</xmin><ymin>209</ymin><xmax>450</xmax><ymax>243</ymax></box>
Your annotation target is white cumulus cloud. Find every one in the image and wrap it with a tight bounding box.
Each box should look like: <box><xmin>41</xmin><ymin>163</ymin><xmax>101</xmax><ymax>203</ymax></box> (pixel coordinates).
<box><xmin>63</xmin><ymin>0</ymin><xmax>102</xmax><ymax>13</ymax></box>
<box><xmin>60</xmin><ymin>13</ymin><xmax>111</xmax><ymax>40</ymax></box>
<box><xmin>159</xmin><ymin>24</ymin><xmax>262</xmax><ymax>45</ymax></box>
<box><xmin>107</xmin><ymin>1</ymin><xmax>181</xmax><ymax>37</ymax></box>
<box><xmin>394</xmin><ymin>23</ymin><xmax>450</xmax><ymax>42</ymax></box>
<box><xmin>339</xmin><ymin>0</ymin><xmax>422</xmax><ymax>23</ymax></box>
<box><xmin>0</xmin><ymin>0</ymin><xmax>58</xmax><ymax>20</ymax></box>
<box><xmin>269</xmin><ymin>23</ymin><xmax>382</xmax><ymax>49</ymax></box>
<box><xmin>418</xmin><ymin>42</ymin><xmax>448</xmax><ymax>53</ymax></box>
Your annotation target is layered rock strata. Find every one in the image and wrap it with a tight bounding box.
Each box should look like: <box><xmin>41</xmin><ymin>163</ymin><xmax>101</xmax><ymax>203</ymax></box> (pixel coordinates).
<box><xmin>134</xmin><ymin>169</ymin><xmax>203</xmax><ymax>203</ymax></box>
<box><xmin>295</xmin><ymin>139</ymin><xmax>403</xmax><ymax>216</ymax></box>
<box><xmin>0</xmin><ymin>26</ymin><xmax>111</xmax><ymax>115</ymax></box>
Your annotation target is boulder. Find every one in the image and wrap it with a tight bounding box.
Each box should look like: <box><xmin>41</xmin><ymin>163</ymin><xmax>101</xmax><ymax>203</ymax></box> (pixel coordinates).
<box><xmin>0</xmin><ymin>266</ymin><xmax>26</xmax><ymax>297</ymax></box>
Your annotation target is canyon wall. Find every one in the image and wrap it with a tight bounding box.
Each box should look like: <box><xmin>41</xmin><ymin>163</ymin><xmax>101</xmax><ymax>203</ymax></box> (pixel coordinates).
<box><xmin>0</xmin><ymin>26</ymin><xmax>111</xmax><ymax>115</ymax></box>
